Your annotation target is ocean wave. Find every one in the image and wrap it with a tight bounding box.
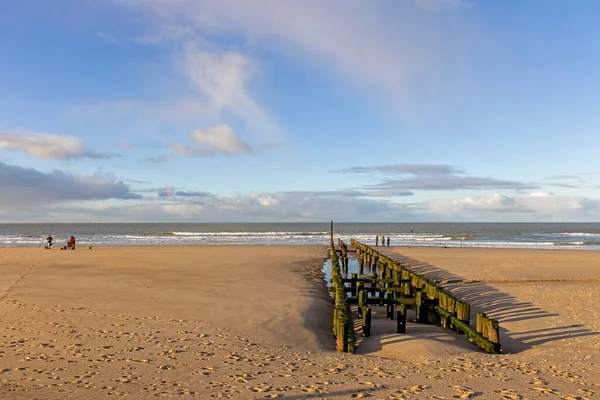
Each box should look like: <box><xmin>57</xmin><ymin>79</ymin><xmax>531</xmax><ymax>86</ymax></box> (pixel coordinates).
<box><xmin>172</xmin><ymin>231</ymin><xmax>329</xmax><ymax>237</ymax></box>
<box><xmin>451</xmin><ymin>235</ymin><xmax>475</xmax><ymax>241</ymax></box>
<box><xmin>561</xmin><ymin>232</ymin><xmax>600</xmax><ymax>237</ymax></box>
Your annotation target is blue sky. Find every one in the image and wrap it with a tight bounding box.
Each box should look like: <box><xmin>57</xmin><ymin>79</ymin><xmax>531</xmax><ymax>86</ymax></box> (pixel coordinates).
<box><xmin>1</xmin><ymin>0</ymin><xmax>600</xmax><ymax>222</ymax></box>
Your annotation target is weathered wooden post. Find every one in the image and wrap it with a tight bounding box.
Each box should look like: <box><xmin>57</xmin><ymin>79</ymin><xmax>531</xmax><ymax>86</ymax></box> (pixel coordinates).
<box><xmin>415</xmin><ymin>290</ymin><xmax>427</xmax><ymax>323</ymax></box>
<box><xmin>336</xmin><ymin>316</ymin><xmax>348</xmax><ymax>351</ymax></box>
<box><xmin>362</xmin><ymin>307</ymin><xmax>371</xmax><ymax>337</ymax></box>
<box><xmin>425</xmin><ymin>283</ymin><xmax>440</xmax><ymax>324</ymax></box>
<box><xmin>386</xmin><ymin>302</ymin><xmax>394</xmax><ymax>320</ymax></box>
<box><xmin>357</xmin><ymin>286</ymin><xmax>365</xmax><ymax>318</ymax></box>
<box><xmin>350</xmin><ymin>273</ymin><xmax>358</xmax><ymax>296</ymax></box>
<box><xmin>397</xmin><ymin>304</ymin><xmax>407</xmax><ymax>334</ymax></box>
<box><xmin>476</xmin><ymin>312</ymin><xmax>485</xmax><ymax>334</ymax></box>
<box><xmin>488</xmin><ymin>319</ymin><xmax>500</xmax><ymax>352</ymax></box>
<box><xmin>456</xmin><ymin>301</ymin><xmax>471</xmax><ymax>327</ymax></box>
<box><xmin>330</xmin><ymin>221</ymin><xmax>334</xmax><ymax>249</ymax></box>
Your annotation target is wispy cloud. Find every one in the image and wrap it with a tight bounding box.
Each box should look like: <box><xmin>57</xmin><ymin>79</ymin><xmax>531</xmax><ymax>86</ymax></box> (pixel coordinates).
<box><xmin>369</xmin><ymin>175</ymin><xmax>537</xmax><ymax>192</ymax></box>
<box><xmin>153</xmin><ymin>125</ymin><xmax>252</xmax><ymax>161</ymax></box>
<box><xmin>188</xmin><ymin>125</ymin><xmax>251</xmax><ymax>154</ymax></box>
<box><xmin>182</xmin><ymin>44</ymin><xmax>272</xmax><ymax>131</ymax></box>
<box><xmin>548</xmin><ymin>182</ymin><xmax>579</xmax><ymax>189</ymax></box>
<box><xmin>547</xmin><ymin>174</ymin><xmax>582</xmax><ymax>180</ymax></box>
<box><xmin>0</xmin><ymin>130</ymin><xmax>119</xmax><ymax>160</ymax></box>
<box><xmin>114</xmin><ymin>0</ymin><xmax>471</xmax><ymax>110</ymax></box>
<box><xmin>335</xmin><ymin>164</ymin><xmax>463</xmax><ymax>175</ymax></box>
<box><xmin>96</xmin><ymin>32</ymin><xmax>124</xmax><ymax>46</ymax></box>
<box><xmin>336</xmin><ymin>164</ymin><xmax>537</xmax><ymax>191</ymax></box>
<box><xmin>174</xmin><ymin>190</ymin><xmax>213</xmax><ymax>197</ymax></box>
<box><xmin>157</xmin><ymin>186</ymin><xmax>213</xmax><ymax>198</ymax></box>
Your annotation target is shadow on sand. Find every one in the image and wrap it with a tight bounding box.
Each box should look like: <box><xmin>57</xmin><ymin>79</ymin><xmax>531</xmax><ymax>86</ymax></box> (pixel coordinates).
<box><xmin>369</xmin><ymin>248</ymin><xmax>600</xmax><ymax>353</ymax></box>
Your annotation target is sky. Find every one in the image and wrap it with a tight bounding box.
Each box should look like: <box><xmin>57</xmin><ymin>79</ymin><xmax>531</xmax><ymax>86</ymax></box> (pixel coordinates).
<box><xmin>1</xmin><ymin>0</ymin><xmax>600</xmax><ymax>223</ymax></box>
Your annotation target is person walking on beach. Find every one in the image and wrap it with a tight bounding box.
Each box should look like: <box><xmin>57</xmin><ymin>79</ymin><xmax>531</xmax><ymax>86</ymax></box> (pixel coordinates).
<box><xmin>69</xmin><ymin>235</ymin><xmax>76</xmax><ymax>250</ymax></box>
<box><xmin>375</xmin><ymin>235</ymin><xmax>379</xmax><ymax>246</ymax></box>
<box><xmin>387</xmin><ymin>237</ymin><xmax>390</xmax><ymax>247</ymax></box>
<box><xmin>46</xmin><ymin>234</ymin><xmax>53</xmax><ymax>249</ymax></box>
<box><xmin>381</xmin><ymin>235</ymin><xmax>385</xmax><ymax>247</ymax></box>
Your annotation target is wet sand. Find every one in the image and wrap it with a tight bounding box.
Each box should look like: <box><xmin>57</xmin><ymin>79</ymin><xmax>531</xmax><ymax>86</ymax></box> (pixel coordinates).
<box><xmin>0</xmin><ymin>245</ymin><xmax>599</xmax><ymax>398</ymax></box>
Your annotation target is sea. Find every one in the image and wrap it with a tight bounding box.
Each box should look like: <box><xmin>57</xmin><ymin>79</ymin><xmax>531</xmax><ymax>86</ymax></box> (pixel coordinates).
<box><xmin>1</xmin><ymin>222</ymin><xmax>600</xmax><ymax>249</ymax></box>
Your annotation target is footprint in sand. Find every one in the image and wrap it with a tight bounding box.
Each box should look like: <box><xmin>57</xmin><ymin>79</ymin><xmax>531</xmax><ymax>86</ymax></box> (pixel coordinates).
<box><xmin>578</xmin><ymin>389</ymin><xmax>596</xmax><ymax>396</ymax></box>
<box><xmin>496</xmin><ymin>389</ymin><xmax>523</xmax><ymax>399</ymax></box>
<box><xmin>450</xmin><ymin>385</ymin><xmax>476</xmax><ymax>398</ymax></box>
<box><xmin>398</xmin><ymin>385</ymin><xmax>429</xmax><ymax>395</ymax></box>
<box><xmin>530</xmin><ymin>387</ymin><xmax>559</xmax><ymax>394</ymax></box>
<box><xmin>350</xmin><ymin>391</ymin><xmax>373</xmax><ymax>398</ymax></box>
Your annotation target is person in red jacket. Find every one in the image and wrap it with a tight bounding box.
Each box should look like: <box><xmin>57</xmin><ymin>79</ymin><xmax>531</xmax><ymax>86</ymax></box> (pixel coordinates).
<box><xmin>69</xmin><ymin>236</ymin><xmax>76</xmax><ymax>250</ymax></box>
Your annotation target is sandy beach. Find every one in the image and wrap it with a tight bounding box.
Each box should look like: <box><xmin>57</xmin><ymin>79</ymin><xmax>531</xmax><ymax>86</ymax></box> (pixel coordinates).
<box><xmin>1</xmin><ymin>245</ymin><xmax>599</xmax><ymax>399</ymax></box>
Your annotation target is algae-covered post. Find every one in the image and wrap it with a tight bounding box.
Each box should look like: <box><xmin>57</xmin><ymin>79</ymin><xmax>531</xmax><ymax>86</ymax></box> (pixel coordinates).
<box><xmin>362</xmin><ymin>307</ymin><xmax>371</xmax><ymax>337</ymax></box>
<box><xmin>330</xmin><ymin>220</ymin><xmax>334</xmax><ymax>248</ymax></box>
<box><xmin>397</xmin><ymin>305</ymin><xmax>407</xmax><ymax>334</ymax></box>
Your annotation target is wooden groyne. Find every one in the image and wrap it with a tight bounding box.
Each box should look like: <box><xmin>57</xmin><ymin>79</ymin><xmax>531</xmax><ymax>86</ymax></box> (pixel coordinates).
<box><xmin>328</xmin><ymin>235</ymin><xmax>501</xmax><ymax>354</ymax></box>
<box><xmin>329</xmin><ymin>228</ymin><xmax>356</xmax><ymax>353</ymax></box>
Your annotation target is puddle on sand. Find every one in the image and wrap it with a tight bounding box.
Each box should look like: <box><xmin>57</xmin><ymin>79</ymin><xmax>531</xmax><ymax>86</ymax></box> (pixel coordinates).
<box><xmin>322</xmin><ymin>256</ymin><xmax>380</xmax><ymax>290</ymax></box>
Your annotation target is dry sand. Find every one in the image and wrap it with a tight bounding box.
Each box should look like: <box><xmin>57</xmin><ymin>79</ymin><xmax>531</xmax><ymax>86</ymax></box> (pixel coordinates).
<box><xmin>0</xmin><ymin>245</ymin><xmax>599</xmax><ymax>399</ymax></box>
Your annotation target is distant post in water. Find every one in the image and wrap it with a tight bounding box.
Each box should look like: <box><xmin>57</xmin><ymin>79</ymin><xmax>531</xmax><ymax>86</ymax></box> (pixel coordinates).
<box><xmin>330</xmin><ymin>221</ymin><xmax>334</xmax><ymax>248</ymax></box>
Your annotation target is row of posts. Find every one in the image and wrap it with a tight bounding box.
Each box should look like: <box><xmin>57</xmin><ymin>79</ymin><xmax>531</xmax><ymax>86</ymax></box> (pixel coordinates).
<box><xmin>350</xmin><ymin>239</ymin><xmax>501</xmax><ymax>353</ymax></box>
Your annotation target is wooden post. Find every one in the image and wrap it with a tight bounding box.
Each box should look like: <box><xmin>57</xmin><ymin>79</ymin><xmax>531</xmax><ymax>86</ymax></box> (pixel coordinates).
<box><xmin>357</xmin><ymin>288</ymin><xmax>365</xmax><ymax>318</ymax></box>
<box><xmin>403</xmin><ymin>279</ymin><xmax>411</xmax><ymax>298</ymax></box>
<box><xmin>362</xmin><ymin>307</ymin><xmax>371</xmax><ymax>337</ymax></box>
<box><xmin>336</xmin><ymin>318</ymin><xmax>348</xmax><ymax>351</ymax></box>
<box><xmin>392</xmin><ymin>269</ymin><xmax>400</xmax><ymax>287</ymax></box>
<box><xmin>415</xmin><ymin>291</ymin><xmax>427</xmax><ymax>323</ymax></box>
<box><xmin>488</xmin><ymin>319</ymin><xmax>500</xmax><ymax>352</ymax></box>
<box><xmin>476</xmin><ymin>312</ymin><xmax>485</xmax><ymax>334</ymax></box>
<box><xmin>330</xmin><ymin>221</ymin><xmax>334</xmax><ymax>247</ymax></box>
<box><xmin>350</xmin><ymin>273</ymin><xmax>357</xmax><ymax>296</ymax></box>
<box><xmin>456</xmin><ymin>301</ymin><xmax>471</xmax><ymax>326</ymax></box>
<box><xmin>397</xmin><ymin>304</ymin><xmax>407</xmax><ymax>334</ymax></box>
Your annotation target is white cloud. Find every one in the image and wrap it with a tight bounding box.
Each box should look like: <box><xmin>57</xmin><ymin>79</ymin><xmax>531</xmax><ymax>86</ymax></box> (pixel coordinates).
<box><xmin>190</xmin><ymin>125</ymin><xmax>251</xmax><ymax>154</ymax></box>
<box><xmin>169</xmin><ymin>125</ymin><xmax>251</xmax><ymax>157</ymax></box>
<box><xmin>427</xmin><ymin>192</ymin><xmax>595</xmax><ymax>221</ymax></box>
<box><xmin>0</xmin><ymin>130</ymin><xmax>117</xmax><ymax>160</ymax></box>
